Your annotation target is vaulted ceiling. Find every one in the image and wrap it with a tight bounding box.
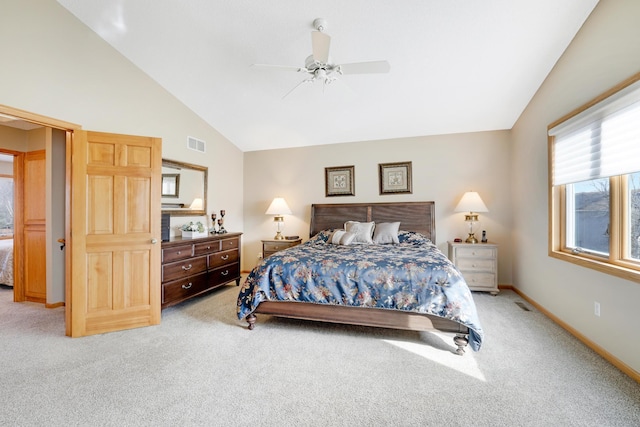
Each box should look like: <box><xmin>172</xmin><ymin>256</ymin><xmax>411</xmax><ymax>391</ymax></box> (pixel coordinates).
<box><xmin>57</xmin><ymin>0</ymin><xmax>599</xmax><ymax>151</ymax></box>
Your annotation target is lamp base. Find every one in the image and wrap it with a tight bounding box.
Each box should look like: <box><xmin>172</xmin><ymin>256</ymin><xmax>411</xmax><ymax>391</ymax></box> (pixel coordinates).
<box><xmin>465</xmin><ymin>233</ymin><xmax>478</xmax><ymax>244</ymax></box>
<box><xmin>273</xmin><ymin>231</ymin><xmax>285</xmax><ymax>240</ymax></box>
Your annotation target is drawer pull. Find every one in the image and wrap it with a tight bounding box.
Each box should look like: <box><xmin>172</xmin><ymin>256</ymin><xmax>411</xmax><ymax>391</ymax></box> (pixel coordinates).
<box><xmin>221</xmin><ymin>255</ymin><xmax>229</xmax><ymax>260</ymax></box>
<box><xmin>221</xmin><ymin>270</ymin><xmax>229</xmax><ymax>276</ymax></box>
<box><xmin>472</xmin><ymin>264</ymin><xmax>477</xmax><ymax>267</ymax></box>
<box><xmin>207</xmin><ymin>246</ymin><xmax>211</xmax><ymax>249</ymax></box>
<box><xmin>182</xmin><ymin>264</ymin><xmax>193</xmax><ymax>271</ymax></box>
<box><xmin>182</xmin><ymin>282</ymin><xmax>193</xmax><ymax>289</ymax></box>
<box><xmin>177</xmin><ymin>251</ymin><xmax>181</xmax><ymax>255</ymax></box>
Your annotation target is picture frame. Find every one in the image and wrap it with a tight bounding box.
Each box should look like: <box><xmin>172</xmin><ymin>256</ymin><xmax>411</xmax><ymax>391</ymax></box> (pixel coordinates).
<box><xmin>379</xmin><ymin>161</ymin><xmax>413</xmax><ymax>194</ymax></box>
<box><xmin>325</xmin><ymin>165</ymin><xmax>355</xmax><ymax>197</ymax></box>
<box><xmin>161</xmin><ymin>173</ymin><xmax>180</xmax><ymax>198</ymax></box>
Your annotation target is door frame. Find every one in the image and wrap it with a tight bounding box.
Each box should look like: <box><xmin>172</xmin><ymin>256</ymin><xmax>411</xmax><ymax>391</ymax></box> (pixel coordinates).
<box><xmin>0</xmin><ymin>104</ymin><xmax>80</xmax><ymax>335</ymax></box>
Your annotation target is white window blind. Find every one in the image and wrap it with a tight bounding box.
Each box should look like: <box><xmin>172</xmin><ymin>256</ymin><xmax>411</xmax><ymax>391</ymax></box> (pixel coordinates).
<box><xmin>550</xmin><ymin>80</ymin><xmax>640</xmax><ymax>186</ymax></box>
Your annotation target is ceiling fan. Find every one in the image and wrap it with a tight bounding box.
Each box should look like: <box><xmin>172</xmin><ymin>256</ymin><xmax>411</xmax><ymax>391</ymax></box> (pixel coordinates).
<box><xmin>253</xmin><ymin>18</ymin><xmax>390</xmax><ymax>98</ymax></box>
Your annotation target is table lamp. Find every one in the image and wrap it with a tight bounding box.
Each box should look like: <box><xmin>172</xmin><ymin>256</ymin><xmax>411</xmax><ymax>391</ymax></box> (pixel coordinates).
<box><xmin>265</xmin><ymin>197</ymin><xmax>292</xmax><ymax>240</ymax></box>
<box><xmin>454</xmin><ymin>191</ymin><xmax>488</xmax><ymax>243</ymax></box>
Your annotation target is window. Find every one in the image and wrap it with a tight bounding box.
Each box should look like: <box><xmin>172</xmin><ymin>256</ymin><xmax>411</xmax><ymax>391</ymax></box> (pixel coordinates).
<box><xmin>549</xmin><ymin>73</ymin><xmax>640</xmax><ymax>282</ymax></box>
<box><xmin>0</xmin><ymin>176</ymin><xmax>13</xmax><ymax>239</ymax></box>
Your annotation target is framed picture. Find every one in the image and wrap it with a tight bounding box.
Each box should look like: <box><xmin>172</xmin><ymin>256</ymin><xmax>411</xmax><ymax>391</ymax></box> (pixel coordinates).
<box><xmin>161</xmin><ymin>174</ymin><xmax>180</xmax><ymax>198</ymax></box>
<box><xmin>325</xmin><ymin>165</ymin><xmax>355</xmax><ymax>197</ymax></box>
<box><xmin>379</xmin><ymin>161</ymin><xmax>412</xmax><ymax>194</ymax></box>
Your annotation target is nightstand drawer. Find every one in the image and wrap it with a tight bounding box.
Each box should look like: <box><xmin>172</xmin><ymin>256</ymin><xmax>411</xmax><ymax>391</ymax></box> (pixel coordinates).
<box><xmin>462</xmin><ymin>272</ymin><xmax>496</xmax><ymax>289</ymax></box>
<box><xmin>208</xmin><ymin>249</ymin><xmax>238</xmax><ymax>269</ymax></box>
<box><xmin>162</xmin><ymin>256</ymin><xmax>207</xmax><ymax>282</ymax></box>
<box><xmin>456</xmin><ymin>258</ymin><xmax>496</xmax><ymax>271</ymax></box>
<box><xmin>263</xmin><ymin>241</ymin><xmax>296</xmax><ymax>252</ymax></box>
<box><xmin>455</xmin><ymin>246</ymin><xmax>496</xmax><ymax>259</ymax></box>
<box><xmin>448</xmin><ymin>241</ymin><xmax>499</xmax><ymax>294</ymax></box>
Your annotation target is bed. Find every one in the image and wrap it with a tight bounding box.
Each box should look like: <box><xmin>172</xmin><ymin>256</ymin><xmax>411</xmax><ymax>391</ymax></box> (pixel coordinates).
<box><xmin>237</xmin><ymin>202</ymin><xmax>484</xmax><ymax>355</ymax></box>
<box><xmin>0</xmin><ymin>238</ymin><xmax>13</xmax><ymax>287</ymax></box>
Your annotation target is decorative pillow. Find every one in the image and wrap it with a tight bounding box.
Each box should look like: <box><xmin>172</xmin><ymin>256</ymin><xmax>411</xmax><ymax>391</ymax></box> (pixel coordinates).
<box><xmin>330</xmin><ymin>230</ymin><xmax>356</xmax><ymax>245</ymax></box>
<box><xmin>344</xmin><ymin>221</ymin><xmax>375</xmax><ymax>244</ymax></box>
<box><xmin>373</xmin><ymin>222</ymin><xmax>401</xmax><ymax>244</ymax></box>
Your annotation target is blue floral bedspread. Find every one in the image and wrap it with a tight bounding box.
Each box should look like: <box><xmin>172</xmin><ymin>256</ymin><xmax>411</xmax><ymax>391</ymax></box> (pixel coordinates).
<box><xmin>237</xmin><ymin>230</ymin><xmax>484</xmax><ymax>351</ymax></box>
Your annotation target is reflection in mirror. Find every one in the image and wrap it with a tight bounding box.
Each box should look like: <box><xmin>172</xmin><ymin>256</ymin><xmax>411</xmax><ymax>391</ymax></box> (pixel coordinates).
<box><xmin>161</xmin><ymin>159</ymin><xmax>207</xmax><ymax>216</ymax></box>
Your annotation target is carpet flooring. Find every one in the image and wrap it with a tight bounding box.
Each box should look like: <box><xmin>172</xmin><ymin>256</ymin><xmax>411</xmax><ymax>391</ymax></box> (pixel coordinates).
<box><xmin>0</xmin><ymin>284</ymin><xmax>639</xmax><ymax>426</ymax></box>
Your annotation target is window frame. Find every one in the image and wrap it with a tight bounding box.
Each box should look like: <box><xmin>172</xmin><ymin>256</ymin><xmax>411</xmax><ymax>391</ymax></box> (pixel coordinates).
<box><xmin>548</xmin><ymin>72</ymin><xmax>640</xmax><ymax>283</ymax></box>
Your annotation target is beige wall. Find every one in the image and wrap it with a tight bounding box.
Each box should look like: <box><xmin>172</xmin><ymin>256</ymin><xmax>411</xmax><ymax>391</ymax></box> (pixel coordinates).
<box><xmin>0</xmin><ymin>126</ymin><xmax>27</xmax><ymax>151</ymax></box>
<box><xmin>511</xmin><ymin>0</ymin><xmax>640</xmax><ymax>373</ymax></box>
<box><xmin>0</xmin><ymin>0</ymin><xmax>243</xmax><ymax>235</ymax></box>
<box><xmin>244</xmin><ymin>130</ymin><xmax>514</xmax><ymax>284</ymax></box>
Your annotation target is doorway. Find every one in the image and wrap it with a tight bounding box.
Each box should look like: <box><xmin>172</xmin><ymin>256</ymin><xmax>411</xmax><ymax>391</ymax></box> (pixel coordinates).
<box><xmin>0</xmin><ymin>104</ymin><xmax>163</xmax><ymax>338</ymax></box>
<box><xmin>0</xmin><ymin>108</ymin><xmax>71</xmax><ymax>314</ymax></box>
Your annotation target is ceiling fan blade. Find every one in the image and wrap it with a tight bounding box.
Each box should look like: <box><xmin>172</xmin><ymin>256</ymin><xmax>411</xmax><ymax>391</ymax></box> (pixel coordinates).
<box><xmin>338</xmin><ymin>60</ymin><xmax>390</xmax><ymax>74</ymax></box>
<box><xmin>252</xmin><ymin>64</ymin><xmax>306</xmax><ymax>72</ymax></box>
<box><xmin>311</xmin><ymin>31</ymin><xmax>331</xmax><ymax>63</ymax></box>
<box><xmin>282</xmin><ymin>78</ymin><xmax>314</xmax><ymax>100</ymax></box>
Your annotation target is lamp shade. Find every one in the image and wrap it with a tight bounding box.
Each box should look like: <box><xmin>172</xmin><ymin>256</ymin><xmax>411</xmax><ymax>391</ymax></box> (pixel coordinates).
<box><xmin>454</xmin><ymin>192</ymin><xmax>488</xmax><ymax>213</ymax></box>
<box><xmin>189</xmin><ymin>197</ymin><xmax>203</xmax><ymax>210</ymax></box>
<box><xmin>265</xmin><ymin>197</ymin><xmax>292</xmax><ymax>215</ymax></box>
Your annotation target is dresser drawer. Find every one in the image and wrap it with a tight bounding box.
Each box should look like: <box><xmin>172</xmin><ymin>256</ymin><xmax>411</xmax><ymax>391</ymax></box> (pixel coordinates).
<box><xmin>457</xmin><ymin>258</ymin><xmax>496</xmax><ymax>271</ymax></box>
<box><xmin>454</xmin><ymin>246</ymin><xmax>496</xmax><ymax>259</ymax></box>
<box><xmin>162</xmin><ymin>256</ymin><xmax>207</xmax><ymax>282</ymax></box>
<box><xmin>462</xmin><ymin>272</ymin><xmax>497</xmax><ymax>289</ymax></box>
<box><xmin>162</xmin><ymin>272</ymin><xmax>210</xmax><ymax>305</ymax></box>
<box><xmin>162</xmin><ymin>244</ymin><xmax>193</xmax><ymax>263</ymax></box>
<box><xmin>208</xmin><ymin>249</ymin><xmax>238</xmax><ymax>269</ymax></box>
<box><xmin>221</xmin><ymin>237</ymin><xmax>240</xmax><ymax>251</ymax></box>
<box><xmin>210</xmin><ymin>263</ymin><xmax>239</xmax><ymax>286</ymax></box>
<box><xmin>194</xmin><ymin>240</ymin><xmax>221</xmax><ymax>256</ymax></box>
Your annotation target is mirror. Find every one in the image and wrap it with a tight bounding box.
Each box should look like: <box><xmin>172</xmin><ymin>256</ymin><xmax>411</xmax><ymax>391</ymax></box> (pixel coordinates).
<box><xmin>161</xmin><ymin>159</ymin><xmax>207</xmax><ymax>216</ymax></box>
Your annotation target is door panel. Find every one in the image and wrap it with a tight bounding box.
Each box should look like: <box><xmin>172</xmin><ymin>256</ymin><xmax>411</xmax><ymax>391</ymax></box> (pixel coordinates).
<box><xmin>70</xmin><ymin>130</ymin><xmax>161</xmax><ymax>337</ymax></box>
<box><xmin>24</xmin><ymin>226</ymin><xmax>46</xmax><ymax>302</ymax></box>
<box><xmin>24</xmin><ymin>150</ymin><xmax>46</xmax><ymax>303</ymax></box>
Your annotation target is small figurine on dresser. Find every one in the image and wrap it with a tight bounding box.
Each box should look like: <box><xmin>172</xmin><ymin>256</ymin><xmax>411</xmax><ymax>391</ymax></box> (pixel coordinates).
<box><xmin>210</xmin><ymin>212</ymin><xmax>217</xmax><ymax>234</ymax></box>
<box><xmin>217</xmin><ymin>209</ymin><xmax>227</xmax><ymax>234</ymax></box>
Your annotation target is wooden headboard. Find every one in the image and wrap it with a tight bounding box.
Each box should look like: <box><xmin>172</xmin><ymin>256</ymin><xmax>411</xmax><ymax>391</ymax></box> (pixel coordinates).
<box><xmin>310</xmin><ymin>201</ymin><xmax>436</xmax><ymax>242</ymax></box>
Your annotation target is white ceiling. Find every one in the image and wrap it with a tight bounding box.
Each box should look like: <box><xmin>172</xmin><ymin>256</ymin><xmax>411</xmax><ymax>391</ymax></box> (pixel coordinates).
<box><xmin>57</xmin><ymin>0</ymin><xmax>599</xmax><ymax>152</ymax></box>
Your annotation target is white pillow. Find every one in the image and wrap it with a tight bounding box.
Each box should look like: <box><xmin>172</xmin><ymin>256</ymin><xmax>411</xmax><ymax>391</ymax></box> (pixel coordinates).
<box><xmin>344</xmin><ymin>221</ymin><xmax>375</xmax><ymax>244</ymax></box>
<box><xmin>330</xmin><ymin>230</ymin><xmax>356</xmax><ymax>245</ymax></box>
<box><xmin>373</xmin><ymin>222</ymin><xmax>401</xmax><ymax>244</ymax></box>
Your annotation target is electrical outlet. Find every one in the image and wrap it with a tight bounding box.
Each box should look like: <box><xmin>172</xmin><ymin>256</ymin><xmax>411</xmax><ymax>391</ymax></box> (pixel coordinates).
<box><xmin>257</xmin><ymin>252</ymin><xmax>263</xmax><ymax>259</ymax></box>
<box><xmin>594</xmin><ymin>302</ymin><xmax>600</xmax><ymax>317</ymax></box>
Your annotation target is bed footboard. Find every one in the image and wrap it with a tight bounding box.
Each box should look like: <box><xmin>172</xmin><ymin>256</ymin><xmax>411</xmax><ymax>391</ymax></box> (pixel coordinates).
<box><xmin>245</xmin><ymin>302</ymin><xmax>471</xmax><ymax>355</ymax></box>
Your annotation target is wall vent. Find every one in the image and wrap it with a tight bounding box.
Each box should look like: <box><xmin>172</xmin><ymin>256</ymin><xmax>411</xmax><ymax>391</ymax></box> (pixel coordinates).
<box><xmin>187</xmin><ymin>136</ymin><xmax>206</xmax><ymax>153</ymax></box>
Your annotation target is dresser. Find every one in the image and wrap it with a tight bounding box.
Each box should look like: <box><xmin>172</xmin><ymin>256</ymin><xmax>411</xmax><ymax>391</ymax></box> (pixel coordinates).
<box><xmin>262</xmin><ymin>238</ymin><xmax>302</xmax><ymax>258</ymax></box>
<box><xmin>161</xmin><ymin>232</ymin><xmax>242</xmax><ymax>308</ymax></box>
<box><xmin>447</xmin><ymin>241</ymin><xmax>499</xmax><ymax>295</ymax></box>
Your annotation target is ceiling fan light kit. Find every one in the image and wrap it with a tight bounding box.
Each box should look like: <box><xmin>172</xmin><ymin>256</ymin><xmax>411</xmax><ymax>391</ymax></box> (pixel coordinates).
<box><xmin>253</xmin><ymin>17</ymin><xmax>390</xmax><ymax>98</ymax></box>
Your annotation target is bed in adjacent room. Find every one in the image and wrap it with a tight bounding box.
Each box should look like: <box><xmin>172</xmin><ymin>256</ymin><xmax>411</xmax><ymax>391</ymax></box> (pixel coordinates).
<box><xmin>0</xmin><ymin>238</ymin><xmax>13</xmax><ymax>287</ymax></box>
<box><xmin>237</xmin><ymin>201</ymin><xmax>484</xmax><ymax>355</ymax></box>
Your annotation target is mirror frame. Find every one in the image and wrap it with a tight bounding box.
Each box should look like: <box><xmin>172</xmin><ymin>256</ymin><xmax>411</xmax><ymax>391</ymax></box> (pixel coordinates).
<box><xmin>161</xmin><ymin>159</ymin><xmax>208</xmax><ymax>216</ymax></box>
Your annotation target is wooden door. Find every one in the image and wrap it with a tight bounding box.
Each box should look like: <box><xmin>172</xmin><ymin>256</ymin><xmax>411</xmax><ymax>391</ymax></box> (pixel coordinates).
<box><xmin>69</xmin><ymin>131</ymin><xmax>161</xmax><ymax>337</ymax></box>
<box><xmin>24</xmin><ymin>150</ymin><xmax>46</xmax><ymax>303</ymax></box>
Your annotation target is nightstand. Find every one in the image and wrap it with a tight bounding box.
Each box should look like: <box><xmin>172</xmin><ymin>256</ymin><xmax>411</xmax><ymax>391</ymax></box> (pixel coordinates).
<box><xmin>448</xmin><ymin>241</ymin><xmax>499</xmax><ymax>295</ymax></box>
<box><xmin>262</xmin><ymin>238</ymin><xmax>302</xmax><ymax>258</ymax></box>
